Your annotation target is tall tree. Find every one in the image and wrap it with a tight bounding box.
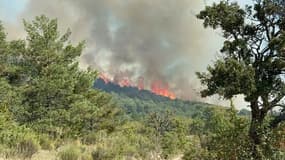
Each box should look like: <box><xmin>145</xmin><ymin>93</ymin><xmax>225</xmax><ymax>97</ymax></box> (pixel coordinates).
<box><xmin>0</xmin><ymin>22</ymin><xmax>25</xmax><ymax>116</ymax></box>
<box><xmin>0</xmin><ymin>16</ymin><xmax>120</xmax><ymax>138</ymax></box>
<box><xmin>196</xmin><ymin>0</ymin><xmax>285</xmax><ymax>158</ymax></box>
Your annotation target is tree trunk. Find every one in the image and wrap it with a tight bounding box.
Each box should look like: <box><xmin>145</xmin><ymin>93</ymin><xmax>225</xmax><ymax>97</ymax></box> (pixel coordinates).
<box><xmin>249</xmin><ymin>118</ymin><xmax>263</xmax><ymax>159</ymax></box>
<box><xmin>249</xmin><ymin>101</ymin><xmax>266</xmax><ymax>160</ymax></box>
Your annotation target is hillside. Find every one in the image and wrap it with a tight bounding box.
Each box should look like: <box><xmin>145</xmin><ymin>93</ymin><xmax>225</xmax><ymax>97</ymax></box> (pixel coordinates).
<box><xmin>94</xmin><ymin>78</ymin><xmax>213</xmax><ymax>118</ymax></box>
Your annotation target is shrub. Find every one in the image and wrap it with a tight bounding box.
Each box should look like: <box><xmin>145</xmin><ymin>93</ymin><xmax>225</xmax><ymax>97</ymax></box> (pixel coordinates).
<box><xmin>82</xmin><ymin>132</ymin><xmax>97</xmax><ymax>145</ymax></box>
<box><xmin>17</xmin><ymin>138</ymin><xmax>39</xmax><ymax>159</ymax></box>
<box><xmin>180</xmin><ymin>135</ymin><xmax>209</xmax><ymax>160</ymax></box>
<box><xmin>58</xmin><ymin>146</ymin><xmax>80</xmax><ymax>160</ymax></box>
<box><xmin>0</xmin><ymin>145</ymin><xmax>6</xmax><ymax>156</ymax></box>
<box><xmin>39</xmin><ymin>136</ymin><xmax>53</xmax><ymax>150</ymax></box>
<box><xmin>182</xmin><ymin>145</ymin><xmax>212</xmax><ymax>160</ymax></box>
<box><xmin>91</xmin><ymin>147</ymin><xmax>114</xmax><ymax>160</ymax></box>
<box><xmin>1</xmin><ymin>148</ymin><xmax>17</xmax><ymax>159</ymax></box>
<box><xmin>0</xmin><ymin>145</ymin><xmax>16</xmax><ymax>159</ymax></box>
<box><xmin>81</xmin><ymin>154</ymin><xmax>93</xmax><ymax>160</ymax></box>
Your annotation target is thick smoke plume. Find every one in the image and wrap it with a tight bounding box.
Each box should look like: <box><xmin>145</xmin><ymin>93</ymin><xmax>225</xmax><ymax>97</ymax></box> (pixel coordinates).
<box><xmin>3</xmin><ymin>0</ymin><xmax>248</xmax><ymax>106</ymax></box>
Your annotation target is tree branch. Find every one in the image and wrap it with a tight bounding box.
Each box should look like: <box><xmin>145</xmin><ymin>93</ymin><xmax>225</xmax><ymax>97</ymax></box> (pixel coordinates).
<box><xmin>270</xmin><ymin>94</ymin><xmax>285</xmax><ymax>109</ymax></box>
<box><xmin>270</xmin><ymin>112</ymin><xmax>285</xmax><ymax>128</ymax></box>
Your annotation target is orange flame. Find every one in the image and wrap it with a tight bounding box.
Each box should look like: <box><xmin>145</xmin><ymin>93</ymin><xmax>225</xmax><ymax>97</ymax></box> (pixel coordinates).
<box><xmin>99</xmin><ymin>73</ymin><xmax>176</xmax><ymax>99</ymax></box>
<box><xmin>138</xmin><ymin>77</ymin><xmax>144</xmax><ymax>90</ymax></box>
<box><xmin>151</xmin><ymin>80</ymin><xmax>176</xmax><ymax>99</ymax></box>
<box><xmin>99</xmin><ymin>73</ymin><xmax>111</xmax><ymax>84</ymax></box>
<box><xmin>118</xmin><ymin>78</ymin><xmax>131</xmax><ymax>87</ymax></box>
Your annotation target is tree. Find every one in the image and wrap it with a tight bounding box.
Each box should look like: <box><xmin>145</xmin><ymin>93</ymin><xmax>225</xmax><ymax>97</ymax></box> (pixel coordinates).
<box><xmin>0</xmin><ymin>15</ymin><xmax>120</xmax><ymax>138</ymax></box>
<box><xmin>187</xmin><ymin>105</ymin><xmax>251</xmax><ymax>160</ymax></box>
<box><xmin>0</xmin><ymin>22</ymin><xmax>24</xmax><ymax>111</ymax></box>
<box><xmin>146</xmin><ymin>111</ymin><xmax>174</xmax><ymax>153</ymax></box>
<box><xmin>196</xmin><ymin>0</ymin><xmax>285</xmax><ymax>158</ymax></box>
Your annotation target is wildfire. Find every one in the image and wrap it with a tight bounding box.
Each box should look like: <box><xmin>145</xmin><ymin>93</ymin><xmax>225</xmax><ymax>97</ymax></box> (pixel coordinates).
<box><xmin>151</xmin><ymin>80</ymin><xmax>176</xmax><ymax>99</ymax></box>
<box><xmin>99</xmin><ymin>73</ymin><xmax>111</xmax><ymax>84</ymax></box>
<box><xmin>118</xmin><ymin>78</ymin><xmax>132</xmax><ymax>87</ymax></box>
<box><xmin>138</xmin><ymin>77</ymin><xmax>144</xmax><ymax>90</ymax></box>
<box><xmin>99</xmin><ymin>73</ymin><xmax>176</xmax><ymax>99</ymax></box>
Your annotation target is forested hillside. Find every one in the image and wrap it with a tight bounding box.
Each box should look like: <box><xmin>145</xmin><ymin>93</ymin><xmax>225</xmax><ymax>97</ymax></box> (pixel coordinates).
<box><xmin>94</xmin><ymin>78</ymin><xmax>214</xmax><ymax>118</ymax></box>
<box><xmin>0</xmin><ymin>0</ymin><xmax>284</xmax><ymax>159</ymax></box>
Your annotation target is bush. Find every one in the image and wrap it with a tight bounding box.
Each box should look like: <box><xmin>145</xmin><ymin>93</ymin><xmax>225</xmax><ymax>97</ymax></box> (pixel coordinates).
<box><xmin>81</xmin><ymin>154</ymin><xmax>93</xmax><ymax>160</ymax></box>
<box><xmin>17</xmin><ymin>138</ymin><xmax>39</xmax><ymax>159</ymax></box>
<box><xmin>0</xmin><ymin>145</ymin><xmax>16</xmax><ymax>159</ymax></box>
<box><xmin>91</xmin><ymin>147</ymin><xmax>114</xmax><ymax>160</ymax></box>
<box><xmin>82</xmin><ymin>133</ymin><xmax>97</xmax><ymax>145</ymax></box>
<box><xmin>0</xmin><ymin>145</ymin><xmax>6</xmax><ymax>156</ymax></box>
<box><xmin>58</xmin><ymin>146</ymin><xmax>81</xmax><ymax>160</ymax></box>
<box><xmin>183</xmin><ymin>145</ymin><xmax>212</xmax><ymax>160</ymax></box>
<box><xmin>39</xmin><ymin>136</ymin><xmax>53</xmax><ymax>150</ymax></box>
<box><xmin>1</xmin><ymin>148</ymin><xmax>17</xmax><ymax>159</ymax></box>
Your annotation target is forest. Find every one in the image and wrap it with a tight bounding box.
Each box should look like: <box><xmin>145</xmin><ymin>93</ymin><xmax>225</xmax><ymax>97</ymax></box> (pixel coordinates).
<box><xmin>0</xmin><ymin>0</ymin><xmax>284</xmax><ymax>160</ymax></box>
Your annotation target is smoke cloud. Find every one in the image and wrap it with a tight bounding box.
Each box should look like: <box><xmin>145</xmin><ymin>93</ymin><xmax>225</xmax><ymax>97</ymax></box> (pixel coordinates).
<box><xmin>1</xmin><ymin>0</ymin><xmax>249</xmax><ymax>108</ymax></box>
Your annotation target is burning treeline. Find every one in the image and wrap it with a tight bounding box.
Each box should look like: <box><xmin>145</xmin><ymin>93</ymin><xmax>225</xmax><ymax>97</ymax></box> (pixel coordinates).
<box><xmin>16</xmin><ymin>0</ymin><xmax>222</xmax><ymax>101</ymax></box>
<box><xmin>99</xmin><ymin>73</ymin><xmax>176</xmax><ymax>99</ymax></box>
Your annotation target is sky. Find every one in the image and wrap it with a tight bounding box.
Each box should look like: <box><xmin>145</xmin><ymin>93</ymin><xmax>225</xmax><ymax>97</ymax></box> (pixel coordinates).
<box><xmin>0</xmin><ymin>0</ymin><xmax>251</xmax><ymax>22</ymax></box>
<box><xmin>0</xmin><ymin>0</ymin><xmax>253</xmax><ymax>109</ymax></box>
<box><xmin>0</xmin><ymin>0</ymin><xmax>28</xmax><ymax>22</ymax></box>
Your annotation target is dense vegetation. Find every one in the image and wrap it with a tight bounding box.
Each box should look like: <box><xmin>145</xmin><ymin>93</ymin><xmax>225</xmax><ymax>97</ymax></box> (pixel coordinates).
<box><xmin>94</xmin><ymin>78</ymin><xmax>216</xmax><ymax>119</ymax></box>
<box><xmin>197</xmin><ymin>0</ymin><xmax>285</xmax><ymax>159</ymax></box>
<box><xmin>0</xmin><ymin>0</ymin><xmax>284</xmax><ymax>159</ymax></box>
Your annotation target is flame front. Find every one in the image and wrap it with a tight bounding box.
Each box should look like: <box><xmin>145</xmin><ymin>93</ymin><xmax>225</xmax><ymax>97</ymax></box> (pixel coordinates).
<box><xmin>151</xmin><ymin>80</ymin><xmax>176</xmax><ymax>99</ymax></box>
<box><xmin>99</xmin><ymin>73</ymin><xmax>176</xmax><ymax>99</ymax></box>
<box><xmin>118</xmin><ymin>78</ymin><xmax>131</xmax><ymax>87</ymax></box>
<box><xmin>99</xmin><ymin>73</ymin><xmax>111</xmax><ymax>84</ymax></box>
<box><xmin>138</xmin><ymin>77</ymin><xmax>144</xmax><ymax>90</ymax></box>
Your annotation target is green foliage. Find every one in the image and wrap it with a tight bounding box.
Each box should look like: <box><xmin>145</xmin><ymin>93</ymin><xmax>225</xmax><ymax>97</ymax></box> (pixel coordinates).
<box><xmin>185</xmin><ymin>105</ymin><xmax>285</xmax><ymax>159</ymax></box>
<box><xmin>81</xmin><ymin>154</ymin><xmax>93</xmax><ymax>160</ymax></box>
<box><xmin>91</xmin><ymin>147</ymin><xmax>114</xmax><ymax>160</ymax></box>
<box><xmin>16</xmin><ymin>137</ymin><xmax>39</xmax><ymax>159</ymax></box>
<box><xmin>1</xmin><ymin>12</ymin><xmax>284</xmax><ymax>160</ymax></box>
<box><xmin>82</xmin><ymin>132</ymin><xmax>98</xmax><ymax>145</ymax></box>
<box><xmin>0</xmin><ymin>22</ymin><xmax>6</xmax><ymax>44</ymax></box>
<box><xmin>39</xmin><ymin>135</ymin><xmax>54</xmax><ymax>150</ymax></box>
<box><xmin>145</xmin><ymin>111</ymin><xmax>192</xmax><ymax>158</ymax></box>
<box><xmin>197</xmin><ymin>0</ymin><xmax>285</xmax><ymax>158</ymax></box>
<box><xmin>0</xmin><ymin>15</ymin><xmax>121</xmax><ymax>140</ymax></box>
<box><xmin>0</xmin><ymin>15</ymin><xmax>124</xmax><ymax>159</ymax></box>
<box><xmin>197</xmin><ymin>59</ymin><xmax>256</xmax><ymax>99</ymax></box>
<box><xmin>161</xmin><ymin>132</ymin><xmax>182</xmax><ymax>158</ymax></box>
<box><xmin>90</xmin><ymin>123</ymin><xmax>155</xmax><ymax>159</ymax></box>
<box><xmin>58</xmin><ymin>146</ymin><xmax>80</xmax><ymax>160</ymax></box>
<box><xmin>147</xmin><ymin>111</ymin><xmax>174</xmax><ymax>136</ymax></box>
<box><xmin>0</xmin><ymin>105</ymin><xmax>37</xmax><ymax>149</ymax></box>
<box><xmin>18</xmin><ymin>15</ymin><xmax>98</xmax><ymax>136</ymax></box>
<box><xmin>186</xmin><ymin>106</ymin><xmax>254</xmax><ymax>159</ymax></box>
<box><xmin>197</xmin><ymin>1</ymin><xmax>246</xmax><ymax>35</ymax></box>
<box><xmin>117</xmin><ymin>121</ymin><xmax>155</xmax><ymax>158</ymax></box>
<box><xmin>207</xmin><ymin>108</ymin><xmax>252</xmax><ymax>159</ymax></box>
<box><xmin>182</xmin><ymin>146</ymin><xmax>210</xmax><ymax>160</ymax></box>
<box><xmin>106</xmin><ymin>89</ymin><xmax>212</xmax><ymax>119</ymax></box>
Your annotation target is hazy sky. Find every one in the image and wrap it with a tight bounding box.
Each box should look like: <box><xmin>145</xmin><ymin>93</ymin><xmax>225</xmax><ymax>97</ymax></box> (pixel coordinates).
<box><xmin>0</xmin><ymin>0</ymin><xmax>251</xmax><ymax>22</ymax></box>
<box><xmin>0</xmin><ymin>0</ymin><xmax>253</xmax><ymax>109</ymax></box>
<box><xmin>0</xmin><ymin>0</ymin><xmax>28</xmax><ymax>22</ymax></box>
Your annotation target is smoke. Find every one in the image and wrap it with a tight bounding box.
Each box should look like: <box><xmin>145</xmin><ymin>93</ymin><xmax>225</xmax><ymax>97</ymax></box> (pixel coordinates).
<box><xmin>1</xmin><ymin>0</ymin><xmax>249</xmax><ymax>108</ymax></box>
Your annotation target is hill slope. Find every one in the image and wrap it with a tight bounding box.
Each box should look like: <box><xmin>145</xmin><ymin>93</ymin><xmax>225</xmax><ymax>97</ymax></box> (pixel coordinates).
<box><xmin>94</xmin><ymin>78</ymin><xmax>213</xmax><ymax>118</ymax></box>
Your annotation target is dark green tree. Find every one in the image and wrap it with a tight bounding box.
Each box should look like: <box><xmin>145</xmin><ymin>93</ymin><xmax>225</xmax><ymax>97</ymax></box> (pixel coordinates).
<box><xmin>197</xmin><ymin>0</ymin><xmax>285</xmax><ymax>158</ymax></box>
<box><xmin>0</xmin><ymin>21</ymin><xmax>25</xmax><ymax>109</ymax></box>
<box><xmin>186</xmin><ymin>105</ymin><xmax>252</xmax><ymax>160</ymax></box>
<box><xmin>0</xmin><ymin>16</ymin><xmax>120</xmax><ymax>138</ymax></box>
